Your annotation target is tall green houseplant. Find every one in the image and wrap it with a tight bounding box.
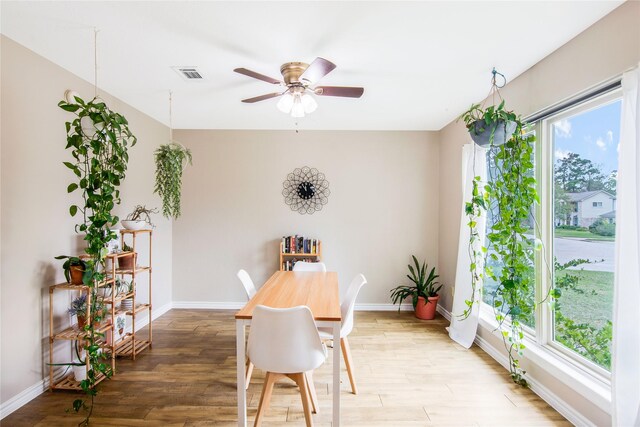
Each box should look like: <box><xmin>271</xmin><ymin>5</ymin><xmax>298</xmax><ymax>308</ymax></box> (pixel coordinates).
<box><xmin>154</xmin><ymin>142</ymin><xmax>192</xmax><ymax>219</ymax></box>
<box><xmin>459</xmin><ymin>80</ymin><xmax>539</xmax><ymax>386</ymax></box>
<box><xmin>58</xmin><ymin>94</ymin><xmax>136</xmax><ymax>424</ymax></box>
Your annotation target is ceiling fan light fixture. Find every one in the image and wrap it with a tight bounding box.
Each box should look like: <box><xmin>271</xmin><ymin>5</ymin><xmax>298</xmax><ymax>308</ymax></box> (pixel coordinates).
<box><xmin>277</xmin><ymin>92</ymin><xmax>294</xmax><ymax>113</ymax></box>
<box><xmin>291</xmin><ymin>94</ymin><xmax>305</xmax><ymax>118</ymax></box>
<box><xmin>301</xmin><ymin>93</ymin><xmax>317</xmax><ymax>114</ymax></box>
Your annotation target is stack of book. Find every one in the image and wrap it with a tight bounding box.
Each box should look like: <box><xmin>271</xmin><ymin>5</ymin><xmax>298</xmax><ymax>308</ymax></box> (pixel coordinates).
<box><xmin>281</xmin><ymin>235</ymin><xmax>319</xmax><ymax>254</ymax></box>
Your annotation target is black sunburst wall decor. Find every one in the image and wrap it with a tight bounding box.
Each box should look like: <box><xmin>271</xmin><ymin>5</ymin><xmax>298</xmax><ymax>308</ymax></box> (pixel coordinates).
<box><xmin>282</xmin><ymin>167</ymin><xmax>330</xmax><ymax>215</ymax></box>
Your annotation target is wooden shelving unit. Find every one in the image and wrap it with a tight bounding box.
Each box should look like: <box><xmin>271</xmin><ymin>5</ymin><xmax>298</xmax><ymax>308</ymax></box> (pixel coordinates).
<box><xmin>48</xmin><ymin>229</ymin><xmax>154</xmax><ymax>391</ymax></box>
<box><xmin>116</xmin><ymin>229</ymin><xmax>153</xmax><ymax>360</ymax></box>
<box><xmin>279</xmin><ymin>240</ymin><xmax>322</xmax><ymax>271</ymax></box>
<box><xmin>48</xmin><ymin>271</ymin><xmax>121</xmax><ymax>391</ymax></box>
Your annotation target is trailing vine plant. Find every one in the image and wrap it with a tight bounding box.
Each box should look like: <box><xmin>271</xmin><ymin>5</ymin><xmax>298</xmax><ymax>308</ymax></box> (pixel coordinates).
<box><xmin>154</xmin><ymin>142</ymin><xmax>192</xmax><ymax>219</ymax></box>
<box><xmin>459</xmin><ymin>70</ymin><xmax>539</xmax><ymax>386</ymax></box>
<box><xmin>58</xmin><ymin>94</ymin><xmax>136</xmax><ymax>425</ymax></box>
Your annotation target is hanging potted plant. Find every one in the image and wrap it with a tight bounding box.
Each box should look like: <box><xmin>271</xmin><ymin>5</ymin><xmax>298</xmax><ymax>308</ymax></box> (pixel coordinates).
<box><xmin>458</xmin><ymin>69</ymin><xmax>539</xmax><ymax>387</ymax></box>
<box><xmin>154</xmin><ymin>92</ymin><xmax>192</xmax><ymax>219</ymax></box>
<box><xmin>58</xmin><ymin>92</ymin><xmax>136</xmax><ymax>424</ymax></box>
<box><xmin>390</xmin><ymin>256</ymin><xmax>443</xmax><ymax>320</ymax></box>
<box><xmin>154</xmin><ymin>142</ymin><xmax>192</xmax><ymax>219</ymax></box>
<box><xmin>460</xmin><ymin>100</ymin><xmax>517</xmax><ymax>147</ymax></box>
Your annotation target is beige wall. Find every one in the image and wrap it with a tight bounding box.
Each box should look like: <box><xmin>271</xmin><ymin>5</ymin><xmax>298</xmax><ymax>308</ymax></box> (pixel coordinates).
<box><xmin>172</xmin><ymin>130</ymin><xmax>439</xmax><ymax>305</ymax></box>
<box><xmin>437</xmin><ymin>2</ymin><xmax>639</xmax><ymax>425</ymax></box>
<box><xmin>0</xmin><ymin>35</ymin><xmax>172</xmax><ymax>405</ymax></box>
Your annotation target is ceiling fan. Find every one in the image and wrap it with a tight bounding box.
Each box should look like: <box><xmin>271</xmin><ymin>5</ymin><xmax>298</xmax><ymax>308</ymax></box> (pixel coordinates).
<box><xmin>234</xmin><ymin>57</ymin><xmax>364</xmax><ymax>117</ymax></box>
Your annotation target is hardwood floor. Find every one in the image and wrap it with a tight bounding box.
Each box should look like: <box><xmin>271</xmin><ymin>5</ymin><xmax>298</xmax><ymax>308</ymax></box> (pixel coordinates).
<box><xmin>4</xmin><ymin>310</ymin><xmax>569</xmax><ymax>426</ymax></box>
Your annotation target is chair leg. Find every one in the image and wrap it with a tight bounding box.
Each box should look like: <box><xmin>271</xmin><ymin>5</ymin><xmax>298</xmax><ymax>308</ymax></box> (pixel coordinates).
<box><xmin>305</xmin><ymin>371</ymin><xmax>319</xmax><ymax>414</ymax></box>
<box><xmin>292</xmin><ymin>373</ymin><xmax>314</xmax><ymax>427</ymax></box>
<box><xmin>245</xmin><ymin>360</ymin><xmax>254</xmax><ymax>390</ymax></box>
<box><xmin>341</xmin><ymin>337</ymin><xmax>358</xmax><ymax>395</ymax></box>
<box><xmin>254</xmin><ymin>371</ymin><xmax>277</xmax><ymax>427</ymax></box>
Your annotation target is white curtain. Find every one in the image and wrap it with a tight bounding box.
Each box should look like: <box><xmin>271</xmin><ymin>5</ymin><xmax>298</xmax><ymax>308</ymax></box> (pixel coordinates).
<box><xmin>612</xmin><ymin>65</ymin><xmax>640</xmax><ymax>427</ymax></box>
<box><xmin>449</xmin><ymin>143</ymin><xmax>488</xmax><ymax>348</ymax></box>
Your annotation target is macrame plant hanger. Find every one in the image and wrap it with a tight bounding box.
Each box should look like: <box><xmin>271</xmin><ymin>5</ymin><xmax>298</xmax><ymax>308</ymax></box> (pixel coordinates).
<box><xmin>480</xmin><ymin>67</ymin><xmax>507</xmax><ymax>111</ymax></box>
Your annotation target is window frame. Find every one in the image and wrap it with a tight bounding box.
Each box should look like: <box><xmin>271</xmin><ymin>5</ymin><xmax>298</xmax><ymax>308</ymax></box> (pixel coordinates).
<box><xmin>539</xmin><ymin>88</ymin><xmax>620</xmax><ymax>382</ymax></box>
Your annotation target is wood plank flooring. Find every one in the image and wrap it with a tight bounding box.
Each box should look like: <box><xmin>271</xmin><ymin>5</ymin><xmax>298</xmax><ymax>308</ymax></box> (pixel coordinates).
<box><xmin>3</xmin><ymin>310</ymin><xmax>569</xmax><ymax>426</ymax></box>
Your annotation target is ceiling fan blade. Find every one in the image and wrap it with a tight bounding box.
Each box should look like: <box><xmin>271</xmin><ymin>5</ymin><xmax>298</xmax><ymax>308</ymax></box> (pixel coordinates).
<box><xmin>314</xmin><ymin>86</ymin><xmax>364</xmax><ymax>98</ymax></box>
<box><xmin>241</xmin><ymin>92</ymin><xmax>283</xmax><ymax>103</ymax></box>
<box><xmin>234</xmin><ymin>68</ymin><xmax>282</xmax><ymax>85</ymax></box>
<box><xmin>300</xmin><ymin>57</ymin><xmax>336</xmax><ymax>84</ymax></box>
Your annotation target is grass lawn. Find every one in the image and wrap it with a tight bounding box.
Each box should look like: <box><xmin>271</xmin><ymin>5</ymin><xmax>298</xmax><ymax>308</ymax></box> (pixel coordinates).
<box><xmin>555</xmin><ymin>269</ymin><xmax>614</xmax><ymax>329</ymax></box>
<box><xmin>553</xmin><ymin>228</ymin><xmax>615</xmax><ymax>241</ymax></box>
<box><xmin>482</xmin><ymin>269</ymin><xmax>613</xmax><ymax>330</ymax></box>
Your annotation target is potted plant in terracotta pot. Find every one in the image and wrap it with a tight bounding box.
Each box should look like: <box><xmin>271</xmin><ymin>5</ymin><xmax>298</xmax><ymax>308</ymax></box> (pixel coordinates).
<box><xmin>55</xmin><ymin>255</ymin><xmax>88</xmax><ymax>285</ymax></box>
<box><xmin>390</xmin><ymin>256</ymin><xmax>443</xmax><ymax>320</ymax></box>
<box><xmin>118</xmin><ymin>243</ymin><xmax>136</xmax><ymax>271</ymax></box>
<box><xmin>68</xmin><ymin>294</ymin><xmax>88</xmax><ymax>328</ymax></box>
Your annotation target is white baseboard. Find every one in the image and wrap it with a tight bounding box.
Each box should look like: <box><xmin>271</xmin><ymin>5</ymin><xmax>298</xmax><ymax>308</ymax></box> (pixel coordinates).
<box><xmin>172</xmin><ymin>301</ymin><xmax>415</xmax><ymax>311</ymax></box>
<box><xmin>436</xmin><ymin>304</ymin><xmax>452</xmax><ymax>321</ymax></box>
<box><xmin>0</xmin><ymin>379</ymin><xmax>48</xmax><ymax>419</ymax></box>
<box><xmin>172</xmin><ymin>301</ymin><xmax>245</xmax><ymax>310</ymax></box>
<box><xmin>0</xmin><ymin>300</ymin><xmax>173</xmax><ymax>420</ymax></box>
<box><xmin>355</xmin><ymin>303</ymin><xmax>413</xmax><ymax>311</ymax></box>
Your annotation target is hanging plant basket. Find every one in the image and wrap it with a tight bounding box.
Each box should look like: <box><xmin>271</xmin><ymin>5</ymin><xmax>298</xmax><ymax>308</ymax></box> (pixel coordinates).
<box><xmin>469</xmin><ymin>119</ymin><xmax>517</xmax><ymax>147</ymax></box>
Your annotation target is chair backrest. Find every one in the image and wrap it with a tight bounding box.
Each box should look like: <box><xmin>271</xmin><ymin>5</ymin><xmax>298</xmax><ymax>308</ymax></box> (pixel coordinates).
<box><xmin>293</xmin><ymin>261</ymin><xmax>327</xmax><ymax>272</ymax></box>
<box><xmin>248</xmin><ymin>305</ymin><xmax>326</xmax><ymax>373</ymax></box>
<box><xmin>340</xmin><ymin>274</ymin><xmax>367</xmax><ymax>337</ymax></box>
<box><xmin>237</xmin><ymin>269</ymin><xmax>256</xmax><ymax>299</ymax></box>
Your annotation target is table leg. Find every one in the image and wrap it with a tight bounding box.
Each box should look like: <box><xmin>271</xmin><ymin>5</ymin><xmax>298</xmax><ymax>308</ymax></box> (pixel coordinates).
<box><xmin>333</xmin><ymin>321</ymin><xmax>341</xmax><ymax>426</ymax></box>
<box><xmin>237</xmin><ymin>319</ymin><xmax>247</xmax><ymax>427</ymax></box>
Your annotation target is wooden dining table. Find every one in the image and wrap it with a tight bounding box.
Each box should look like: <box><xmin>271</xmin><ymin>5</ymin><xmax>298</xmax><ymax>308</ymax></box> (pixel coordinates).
<box><xmin>235</xmin><ymin>271</ymin><xmax>342</xmax><ymax>426</ymax></box>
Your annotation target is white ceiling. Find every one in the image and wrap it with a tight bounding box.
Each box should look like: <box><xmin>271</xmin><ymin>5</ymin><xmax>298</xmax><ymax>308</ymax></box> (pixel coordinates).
<box><xmin>1</xmin><ymin>1</ymin><xmax>623</xmax><ymax>130</ymax></box>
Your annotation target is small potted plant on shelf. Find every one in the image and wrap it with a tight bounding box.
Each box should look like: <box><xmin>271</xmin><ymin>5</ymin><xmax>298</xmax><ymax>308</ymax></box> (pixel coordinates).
<box><xmin>120</xmin><ymin>280</ymin><xmax>135</xmax><ymax>311</ymax></box>
<box><xmin>390</xmin><ymin>256</ymin><xmax>443</xmax><ymax>320</ymax></box>
<box><xmin>55</xmin><ymin>255</ymin><xmax>88</xmax><ymax>285</ymax></box>
<box><xmin>118</xmin><ymin>243</ymin><xmax>135</xmax><ymax>271</ymax></box>
<box><xmin>121</xmin><ymin>205</ymin><xmax>157</xmax><ymax>230</ymax></box>
<box><xmin>68</xmin><ymin>294</ymin><xmax>88</xmax><ymax>328</ymax></box>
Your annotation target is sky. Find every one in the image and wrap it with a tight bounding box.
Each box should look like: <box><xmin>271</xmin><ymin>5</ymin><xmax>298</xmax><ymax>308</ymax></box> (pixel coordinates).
<box><xmin>552</xmin><ymin>98</ymin><xmax>621</xmax><ymax>175</ymax></box>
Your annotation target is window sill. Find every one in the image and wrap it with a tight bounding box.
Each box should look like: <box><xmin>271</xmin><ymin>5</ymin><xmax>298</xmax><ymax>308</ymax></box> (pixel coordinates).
<box><xmin>478</xmin><ymin>307</ymin><xmax>611</xmax><ymax>417</ymax></box>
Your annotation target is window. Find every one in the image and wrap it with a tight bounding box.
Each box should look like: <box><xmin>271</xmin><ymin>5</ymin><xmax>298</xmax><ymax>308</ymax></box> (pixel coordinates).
<box><xmin>480</xmin><ymin>87</ymin><xmax>620</xmax><ymax>378</ymax></box>
<box><xmin>545</xmin><ymin>91</ymin><xmax>619</xmax><ymax>373</ymax></box>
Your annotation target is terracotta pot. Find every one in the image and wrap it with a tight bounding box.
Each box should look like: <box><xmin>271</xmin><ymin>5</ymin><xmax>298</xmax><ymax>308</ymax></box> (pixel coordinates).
<box><xmin>414</xmin><ymin>295</ymin><xmax>439</xmax><ymax>320</ymax></box>
<box><xmin>118</xmin><ymin>252</ymin><xmax>135</xmax><ymax>271</ymax></box>
<box><xmin>77</xmin><ymin>314</ymin><xmax>87</xmax><ymax>329</ymax></box>
<box><xmin>70</xmin><ymin>265</ymin><xmax>84</xmax><ymax>285</ymax></box>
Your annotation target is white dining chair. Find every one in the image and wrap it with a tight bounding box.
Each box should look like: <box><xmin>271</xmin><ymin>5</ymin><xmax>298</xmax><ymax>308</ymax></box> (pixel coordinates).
<box><xmin>293</xmin><ymin>261</ymin><xmax>327</xmax><ymax>272</ymax></box>
<box><xmin>248</xmin><ymin>305</ymin><xmax>327</xmax><ymax>427</ymax></box>
<box><xmin>237</xmin><ymin>269</ymin><xmax>257</xmax><ymax>390</ymax></box>
<box><xmin>237</xmin><ymin>269</ymin><xmax>257</xmax><ymax>299</ymax></box>
<box><xmin>317</xmin><ymin>273</ymin><xmax>367</xmax><ymax>394</ymax></box>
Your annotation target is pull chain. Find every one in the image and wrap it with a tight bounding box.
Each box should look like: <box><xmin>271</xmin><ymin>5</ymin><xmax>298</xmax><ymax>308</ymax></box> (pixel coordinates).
<box><xmin>169</xmin><ymin>91</ymin><xmax>173</xmax><ymax>142</ymax></box>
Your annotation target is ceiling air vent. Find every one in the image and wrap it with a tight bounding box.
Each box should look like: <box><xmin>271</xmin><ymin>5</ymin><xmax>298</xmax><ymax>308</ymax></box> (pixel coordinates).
<box><xmin>173</xmin><ymin>66</ymin><xmax>204</xmax><ymax>81</ymax></box>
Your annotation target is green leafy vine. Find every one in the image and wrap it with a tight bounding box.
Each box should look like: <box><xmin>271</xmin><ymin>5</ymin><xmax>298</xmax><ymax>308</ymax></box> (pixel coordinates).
<box><xmin>58</xmin><ymin>95</ymin><xmax>136</xmax><ymax>425</ymax></box>
<box><xmin>154</xmin><ymin>142</ymin><xmax>192</xmax><ymax>219</ymax></box>
<box><xmin>460</xmin><ymin>100</ymin><xmax>538</xmax><ymax>386</ymax></box>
